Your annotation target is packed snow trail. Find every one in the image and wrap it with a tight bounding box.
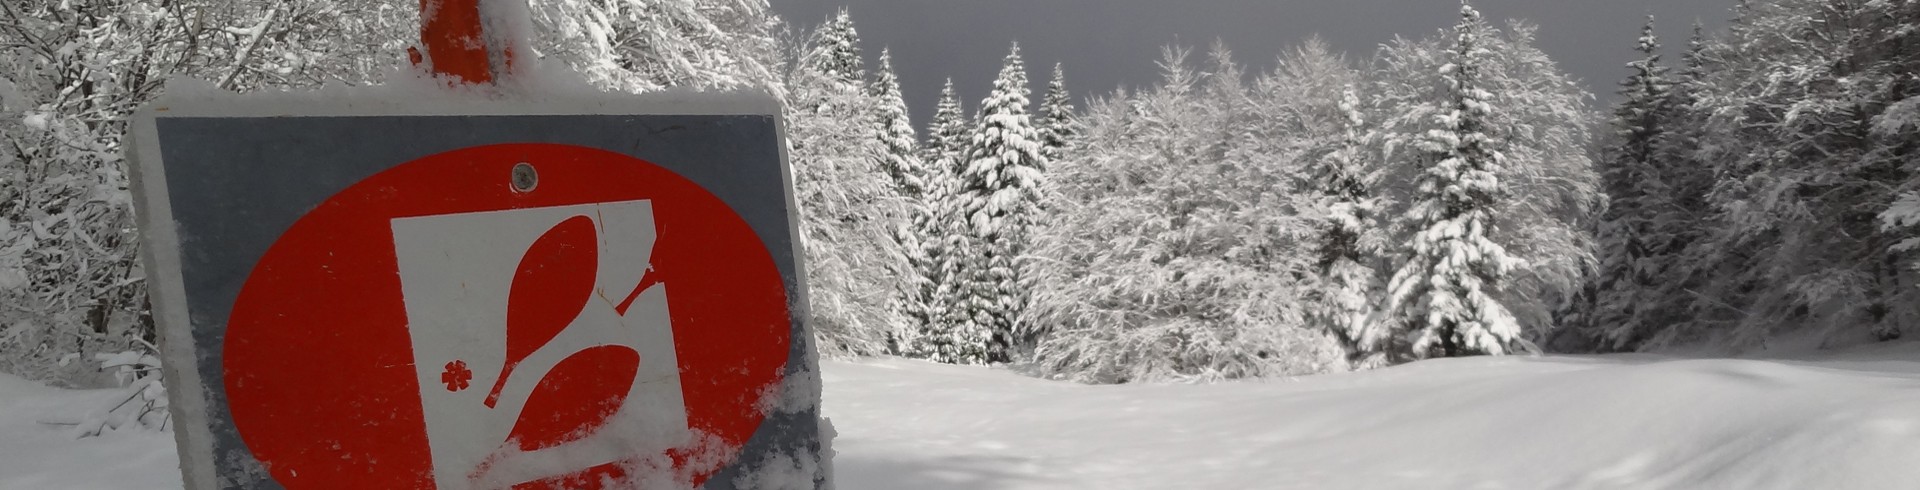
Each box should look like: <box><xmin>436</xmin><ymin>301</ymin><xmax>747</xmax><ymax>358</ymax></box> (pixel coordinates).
<box><xmin>7</xmin><ymin>344</ymin><xmax>1920</xmax><ymax>489</ymax></box>
<box><xmin>826</xmin><ymin>345</ymin><xmax>1920</xmax><ymax>490</ymax></box>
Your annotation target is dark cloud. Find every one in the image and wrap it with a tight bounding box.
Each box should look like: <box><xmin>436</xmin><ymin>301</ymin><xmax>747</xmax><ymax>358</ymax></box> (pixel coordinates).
<box><xmin>771</xmin><ymin>0</ymin><xmax>1733</xmax><ymax>127</ymax></box>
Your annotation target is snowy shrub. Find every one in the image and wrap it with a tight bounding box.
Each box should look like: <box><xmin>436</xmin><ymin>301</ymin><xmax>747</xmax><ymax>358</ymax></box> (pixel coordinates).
<box><xmin>30</xmin><ymin>348</ymin><xmax>168</xmax><ymax>437</ymax></box>
<box><xmin>0</xmin><ymin>0</ymin><xmax>412</xmax><ymax>382</ymax></box>
<box><xmin>1028</xmin><ymin>46</ymin><xmax>1346</xmax><ymax>383</ymax></box>
<box><xmin>72</xmin><ymin>350</ymin><xmax>169</xmax><ymax>437</ymax></box>
<box><xmin>1246</xmin><ymin>40</ymin><xmax>1393</xmax><ymax>366</ymax></box>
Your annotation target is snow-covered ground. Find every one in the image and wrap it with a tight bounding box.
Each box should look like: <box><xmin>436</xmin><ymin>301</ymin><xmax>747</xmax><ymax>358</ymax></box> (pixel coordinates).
<box><xmin>0</xmin><ymin>373</ymin><xmax>177</xmax><ymax>489</ymax></box>
<box><xmin>7</xmin><ymin>344</ymin><xmax>1920</xmax><ymax>489</ymax></box>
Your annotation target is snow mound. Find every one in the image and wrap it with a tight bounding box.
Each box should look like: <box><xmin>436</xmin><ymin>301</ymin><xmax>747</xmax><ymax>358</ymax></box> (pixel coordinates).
<box><xmin>826</xmin><ymin>346</ymin><xmax>1920</xmax><ymax>489</ymax></box>
<box><xmin>0</xmin><ymin>374</ymin><xmax>179</xmax><ymax>489</ymax></box>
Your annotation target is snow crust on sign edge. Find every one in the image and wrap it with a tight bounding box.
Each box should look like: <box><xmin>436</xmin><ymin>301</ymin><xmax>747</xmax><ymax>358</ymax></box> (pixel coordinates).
<box><xmin>733</xmin><ymin>327</ymin><xmax>834</xmax><ymax>490</ymax></box>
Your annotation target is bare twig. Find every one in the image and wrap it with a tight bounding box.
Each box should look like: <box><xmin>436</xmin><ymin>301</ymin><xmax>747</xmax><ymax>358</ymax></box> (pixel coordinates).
<box><xmin>0</xmin><ymin>1</ymin><xmax>57</xmax><ymax>62</ymax></box>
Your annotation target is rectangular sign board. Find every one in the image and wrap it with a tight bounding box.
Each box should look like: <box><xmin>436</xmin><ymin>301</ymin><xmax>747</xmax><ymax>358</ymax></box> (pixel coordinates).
<box><xmin>128</xmin><ymin>91</ymin><xmax>826</xmax><ymax>490</ymax></box>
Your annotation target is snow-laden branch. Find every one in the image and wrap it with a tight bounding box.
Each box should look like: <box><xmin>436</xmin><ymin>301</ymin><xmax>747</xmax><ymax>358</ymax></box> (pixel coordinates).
<box><xmin>216</xmin><ymin>7</ymin><xmax>280</xmax><ymax>90</ymax></box>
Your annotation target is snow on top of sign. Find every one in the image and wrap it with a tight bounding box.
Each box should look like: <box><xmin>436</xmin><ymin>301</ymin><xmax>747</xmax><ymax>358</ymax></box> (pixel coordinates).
<box><xmin>147</xmin><ymin>58</ymin><xmax>782</xmax><ymax>119</ymax></box>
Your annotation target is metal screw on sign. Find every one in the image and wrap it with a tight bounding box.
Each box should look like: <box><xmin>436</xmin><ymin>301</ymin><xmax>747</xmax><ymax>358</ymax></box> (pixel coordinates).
<box><xmin>511</xmin><ymin>162</ymin><xmax>538</xmax><ymax>193</ymax></box>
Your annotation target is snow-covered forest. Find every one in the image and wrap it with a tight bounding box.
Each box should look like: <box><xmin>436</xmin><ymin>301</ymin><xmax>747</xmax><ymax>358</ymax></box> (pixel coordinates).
<box><xmin>4</xmin><ymin>0</ymin><xmax>1920</xmax><ymax>389</ymax></box>
<box><xmin>8</xmin><ymin>0</ymin><xmax>1920</xmax><ymax>488</ymax></box>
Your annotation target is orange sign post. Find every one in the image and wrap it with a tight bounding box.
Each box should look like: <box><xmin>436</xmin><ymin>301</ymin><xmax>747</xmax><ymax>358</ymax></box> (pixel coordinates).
<box><xmin>414</xmin><ymin>0</ymin><xmax>512</xmax><ymax>85</ymax></box>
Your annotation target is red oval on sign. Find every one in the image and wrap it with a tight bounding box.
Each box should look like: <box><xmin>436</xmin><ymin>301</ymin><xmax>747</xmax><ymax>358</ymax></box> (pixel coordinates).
<box><xmin>223</xmin><ymin>143</ymin><xmax>794</xmax><ymax>489</ymax></box>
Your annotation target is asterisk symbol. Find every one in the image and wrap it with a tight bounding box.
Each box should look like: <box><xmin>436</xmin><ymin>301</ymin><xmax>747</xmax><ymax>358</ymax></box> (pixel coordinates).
<box><xmin>442</xmin><ymin>360</ymin><xmax>472</xmax><ymax>392</ymax></box>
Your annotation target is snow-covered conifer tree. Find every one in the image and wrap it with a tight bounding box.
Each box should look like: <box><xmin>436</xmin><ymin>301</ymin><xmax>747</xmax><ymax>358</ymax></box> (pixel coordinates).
<box><xmin>870</xmin><ymin>47</ymin><xmax>933</xmax><ymax>354</ymax></box>
<box><xmin>1312</xmin><ymin>85</ymin><xmax>1387</xmax><ymax>365</ymax></box>
<box><xmin>1588</xmin><ymin>17</ymin><xmax>1675</xmax><ymax>349</ymax></box>
<box><xmin>924</xmin><ymin>80</ymin><xmax>970</xmax><ymax>172</ymax></box>
<box><xmin>1523</xmin><ymin>0</ymin><xmax>1920</xmax><ymax>351</ymax></box>
<box><xmin>1682</xmin><ymin>0</ymin><xmax>1920</xmax><ymax>346</ymax></box>
<box><xmin>902</xmin><ymin>80</ymin><xmax>970</xmax><ymax>359</ymax></box>
<box><xmin>1618</xmin><ymin>22</ymin><xmax>1718</xmax><ymax>349</ymax></box>
<box><xmin>782</xmin><ymin>18</ymin><xmax>911</xmax><ymax>357</ymax></box>
<box><xmin>1655</xmin><ymin>23</ymin><xmax>1712</xmax><ymax>220</ymax></box>
<box><xmin>815</xmin><ymin>8</ymin><xmax>864</xmax><ymax>84</ymax></box>
<box><xmin>1370</xmin><ymin>8</ymin><xmax>1597</xmax><ymax>358</ymax></box>
<box><xmin>871</xmin><ymin>49</ymin><xmax>925</xmax><ymax>200</ymax></box>
<box><xmin>1383</xmin><ymin>2</ymin><xmax>1523</xmax><ymax>358</ymax></box>
<box><xmin>1039</xmin><ymin>63</ymin><xmax>1077</xmax><ymax>165</ymax></box>
<box><xmin>946</xmin><ymin>44</ymin><xmax>1046</xmax><ymax>364</ymax></box>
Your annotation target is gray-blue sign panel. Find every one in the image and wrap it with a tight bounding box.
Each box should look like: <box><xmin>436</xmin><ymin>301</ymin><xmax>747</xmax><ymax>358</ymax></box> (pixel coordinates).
<box><xmin>133</xmin><ymin>105</ymin><xmax>822</xmax><ymax>489</ymax></box>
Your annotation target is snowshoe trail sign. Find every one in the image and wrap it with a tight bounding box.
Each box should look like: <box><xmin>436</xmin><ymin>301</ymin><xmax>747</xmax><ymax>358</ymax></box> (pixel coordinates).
<box><xmin>128</xmin><ymin>94</ymin><xmax>823</xmax><ymax>489</ymax></box>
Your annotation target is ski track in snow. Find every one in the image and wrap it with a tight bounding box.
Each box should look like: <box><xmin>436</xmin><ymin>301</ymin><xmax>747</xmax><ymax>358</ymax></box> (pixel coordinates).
<box><xmin>7</xmin><ymin>343</ymin><xmax>1920</xmax><ymax>489</ymax></box>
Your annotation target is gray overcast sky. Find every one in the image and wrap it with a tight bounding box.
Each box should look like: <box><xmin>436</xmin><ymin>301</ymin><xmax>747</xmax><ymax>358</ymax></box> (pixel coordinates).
<box><xmin>770</xmin><ymin>0</ymin><xmax>1736</xmax><ymax>125</ymax></box>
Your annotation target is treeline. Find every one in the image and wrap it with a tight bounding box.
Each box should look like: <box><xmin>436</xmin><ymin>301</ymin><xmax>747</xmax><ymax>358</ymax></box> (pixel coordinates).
<box><xmin>1023</xmin><ymin>6</ymin><xmax>1599</xmax><ymax>381</ymax></box>
<box><xmin>1575</xmin><ymin>0</ymin><xmax>1920</xmax><ymax>352</ymax></box>
<box><xmin>819</xmin><ymin>4</ymin><xmax>1601</xmax><ymax>382</ymax></box>
<box><xmin>4</xmin><ymin>0</ymin><xmax>1914</xmax><ymax>386</ymax></box>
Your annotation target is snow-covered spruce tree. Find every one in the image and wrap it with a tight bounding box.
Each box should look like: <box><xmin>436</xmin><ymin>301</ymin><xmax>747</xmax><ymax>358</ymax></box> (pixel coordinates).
<box><xmin>814</xmin><ymin>8</ymin><xmax>864</xmax><ymax>83</ymax></box>
<box><xmin>1311</xmin><ymin>85</ymin><xmax>1388</xmax><ymax>366</ymax></box>
<box><xmin>1383</xmin><ymin>3</ymin><xmax>1527</xmax><ymax>358</ymax></box>
<box><xmin>1371</xmin><ymin>11</ymin><xmax>1597</xmax><ymax>358</ymax></box>
<box><xmin>0</xmin><ymin>0</ymin><xmax>412</xmax><ymax>382</ymax></box>
<box><xmin>871</xmin><ymin>49</ymin><xmax>925</xmax><ymax>200</ymax></box>
<box><xmin>1867</xmin><ymin>1</ymin><xmax>1920</xmax><ymax>328</ymax></box>
<box><xmin>1008</xmin><ymin>62</ymin><xmax>1077</xmax><ymax>349</ymax></box>
<box><xmin>923</xmin><ymin>80</ymin><xmax>970</xmax><ymax>168</ymax></box>
<box><xmin>1641</xmin><ymin>23</ymin><xmax>1717</xmax><ymax>303</ymax></box>
<box><xmin>529</xmin><ymin>0</ymin><xmax>782</xmax><ymax>93</ymax></box>
<box><xmin>1587</xmin><ymin>17</ymin><xmax>1677</xmax><ymax>350</ymax></box>
<box><xmin>1028</xmin><ymin>44</ymin><xmax>1344</xmax><ymax>382</ymax></box>
<box><xmin>781</xmin><ymin>19</ymin><xmax>911</xmax><ymax>357</ymax></box>
<box><xmin>869</xmin><ymin>47</ymin><xmax>930</xmax><ymax>353</ymax></box>
<box><xmin>1039</xmin><ymin>63</ymin><xmax>1076</xmax><ymax>165</ymax></box>
<box><xmin>1597</xmin><ymin>22</ymin><xmax>1721</xmax><ymax>352</ymax></box>
<box><xmin>902</xmin><ymin>80</ymin><xmax>969</xmax><ymax>360</ymax></box>
<box><xmin>945</xmin><ymin>44</ymin><xmax>1046</xmax><ymax>364</ymax></box>
<box><xmin>1639</xmin><ymin>5</ymin><xmax>1780</xmax><ymax>349</ymax></box>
